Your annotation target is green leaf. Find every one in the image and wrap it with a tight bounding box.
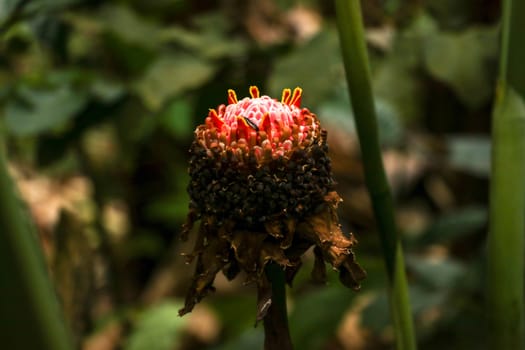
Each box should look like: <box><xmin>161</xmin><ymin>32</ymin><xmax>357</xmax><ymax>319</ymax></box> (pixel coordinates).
<box><xmin>125</xmin><ymin>301</ymin><xmax>186</xmax><ymax>350</ymax></box>
<box><xmin>159</xmin><ymin>98</ymin><xmax>193</xmax><ymax>140</ymax></box>
<box><xmin>161</xmin><ymin>20</ymin><xmax>247</xmax><ymax>60</ymax></box>
<box><xmin>447</xmin><ymin>135</ymin><xmax>491</xmax><ymax>176</ymax></box>
<box><xmin>134</xmin><ymin>54</ymin><xmax>215</xmax><ymax>111</ymax></box>
<box><xmin>90</xmin><ymin>78</ymin><xmax>125</xmax><ymax>103</ymax></box>
<box><xmin>408</xmin><ymin>286</ymin><xmax>448</xmax><ymax>319</ymax></box>
<box><xmin>373</xmin><ymin>55</ymin><xmax>424</xmax><ymax>123</ymax></box>
<box><xmin>290</xmin><ymin>286</ymin><xmax>355</xmax><ymax>350</ymax></box>
<box><xmin>122</xmin><ymin>233</ymin><xmax>164</xmax><ymax>259</ymax></box>
<box><xmin>372</xmin><ymin>13</ymin><xmax>436</xmax><ymax>122</ymax></box>
<box><xmin>0</xmin><ymin>0</ymin><xmax>22</xmax><ymax>24</ymax></box>
<box><xmin>406</xmin><ymin>255</ymin><xmax>466</xmax><ymax>290</ymax></box>
<box><xmin>4</xmin><ymin>0</ymin><xmax>82</xmax><ymax>16</ymax></box>
<box><xmin>269</xmin><ymin>29</ymin><xmax>343</xmax><ymax>107</ymax></box>
<box><xmin>210</xmin><ymin>295</ymin><xmax>256</xmax><ymax>339</ymax></box>
<box><xmin>318</xmin><ymin>89</ymin><xmax>404</xmax><ymax>146</ymax></box>
<box><xmin>424</xmin><ymin>0</ymin><xmax>473</xmax><ymax>29</ymax></box>
<box><xmin>5</xmin><ymin>85</ymin><xmax>88</xmax><ymax>136</ymax></box>
<box><xmin>414</xmin><ymin>206</ymin><xmax>487</xmax><ymax>245</ymax></box>
<box><xmin>144</xmin><ymin>193</ymin><xmax>189</xmax><ymax>224</ymax></box>
<box><xmin>361</xmin><ymin>286</ymin><xmax>447</xmax><ymax>334</ymax></box>
<box><xmin>360</xmin><ymin>292</ymin><xmax>390</xmax><ymax>333</ymax></box>
<box><xmin>423</xmin><ymin>25</ymin><xmax>498</xmax><ymax>108</ymax></box>
<box><xmin>100</xmin><ymin>5</ymin><xmax>162</xmax><ymax>49</ymax></box>
<box><xmin>215</xmin><ymin>328</ymin><xmax>263</xmax><ymax>350</ymax></box>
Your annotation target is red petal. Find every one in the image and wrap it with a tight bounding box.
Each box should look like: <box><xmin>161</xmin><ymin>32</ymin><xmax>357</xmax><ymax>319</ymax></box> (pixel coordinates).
<box><xmin>208</xmin><ymin>109</ymin><xmax>224</xmax><ymax>129</ymax></box>
<box><xmin>260</xmin><ymin>113</ymin><xmax>271</xmax><ymax>132</ymax></box>
<box><xmin>236</xmin><ymin>116</ymin><xmax>250</xmax><ymax>139</ymax></box>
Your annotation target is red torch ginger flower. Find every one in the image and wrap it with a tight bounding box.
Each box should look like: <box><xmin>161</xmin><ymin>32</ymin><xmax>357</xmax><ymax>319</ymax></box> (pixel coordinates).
<box><xmin>202</xmin><ymin>86</ymin><xmax>318</xmax><ymax>161</ymax></box>
<box><xmin>181</xmin><ymin>86</ymin><xmax>365</xmax><ymax>319</ymax></box>
<box><xmin>196</xmin><ymin>86</ymin><xmax>320</xmax><ymax>163</ymax></box>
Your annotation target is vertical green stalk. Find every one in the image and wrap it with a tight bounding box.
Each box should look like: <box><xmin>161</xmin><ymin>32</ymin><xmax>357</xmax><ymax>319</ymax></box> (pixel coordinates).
<box><xmin>334</xmin><ymin>1</ymin><xmax>416</xmax><ymax>349</ymax></box>
<box><xmin>263</xmin><ymin>262</ymin><xmax>293</xmax><ymax>350</ymax></box>
<box><xmin>487</xmin><ymin>0</ymin><xmax>525</xmax><ymax>348</ymax></box>
<box><xmin>0</xmin><ymin>136</ymin><xmax>73</xmax><ymax>350</ymax></box>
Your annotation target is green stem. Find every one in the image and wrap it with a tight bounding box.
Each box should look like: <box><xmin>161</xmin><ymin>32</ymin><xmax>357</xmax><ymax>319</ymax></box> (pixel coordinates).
<box><xmin>334</xmin><ymin>1</ymin><xmax>417</xmax><ymax>349</ymax></box>
<box><xmin>263</xmin><ymin>263</ymin><xmax>293</xmax><ymax>350</ymax></box>
<box><xmin>487</xmin><ymin>0</ymin><xmax>525</xmax><ymax>348</ymax></box>
<box><xmin>0</xmin><ymin>137</ymin><xmax>73</xmax><ymax>350</ymax></box>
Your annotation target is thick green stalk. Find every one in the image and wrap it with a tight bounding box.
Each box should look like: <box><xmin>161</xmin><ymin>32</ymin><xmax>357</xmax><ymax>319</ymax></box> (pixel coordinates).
<box><xmin>0</xmin><ymin>137</ymin><xmax>73</xmax><ymax>350</ymax></box>
<box><xmin>334</xmin><ymin>1</ymin><xmax>416</xmax><ymax>349</ymax></box>
<box><xmin>263</xmin><ymin>262</ymin><xmax>293</xmax><ymax>350</ymax></box>
<box><xmin>487</xmin><ymin>0</ymin><xmax>525</xmax><ymax>348</ymax></box>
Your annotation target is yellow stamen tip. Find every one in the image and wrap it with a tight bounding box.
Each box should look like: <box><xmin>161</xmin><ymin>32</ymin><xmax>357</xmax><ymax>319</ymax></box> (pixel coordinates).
<box><xmin>281</xmin><ymin>88</ymin><xmax>292</xmax><ymax>104</ymax></box>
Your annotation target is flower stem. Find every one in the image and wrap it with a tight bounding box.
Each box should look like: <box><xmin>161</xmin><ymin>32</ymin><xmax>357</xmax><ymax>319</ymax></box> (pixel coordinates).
<box><xmin>487</xmin><ymin>0</ymin><xmax>525</xmax><ymax>348</ymax></box>
<box><xmin>263</xmin><ymin>262</ymin><xmax>293</xmax><ymax>350</ymax></box>
<box><xmin>0</xmin><ymin>137</ymin><xmax>73</xmax><ymax>349</ymax></box>
<box><xmin>334</xmin><ymin>1</ymin><xmax>417</xmax><ymax>349</ymax></box>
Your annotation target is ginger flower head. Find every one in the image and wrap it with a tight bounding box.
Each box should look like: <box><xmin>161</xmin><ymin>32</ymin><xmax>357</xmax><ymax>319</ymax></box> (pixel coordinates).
<box><xmin>180</xmin><ymin>86</ymin><xmax>365</xmax><ymax>318</ymax></box>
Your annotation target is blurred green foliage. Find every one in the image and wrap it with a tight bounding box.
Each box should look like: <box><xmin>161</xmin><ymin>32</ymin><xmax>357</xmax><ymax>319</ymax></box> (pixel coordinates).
<box><xmin>125</xmin><ymin>301</ymin><xmax>185</xmax><ymax>350</ymax></box>
<box><xmin>0</xmin><ymin>0</ymin><xmax>500</xmax><ymax>349</ymax></box>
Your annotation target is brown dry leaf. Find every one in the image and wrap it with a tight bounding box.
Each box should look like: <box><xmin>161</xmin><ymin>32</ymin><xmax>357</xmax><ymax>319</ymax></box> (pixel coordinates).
<box><xmin>231</xmin><ymin>230</ymin><xmax>267</xmax><ymax>273</ymax></box>
<box><xmin>179</xmin><ymin>232</ymin><xmax>230</xmax><ymax>316</ymax></box>
<box><xmin>281</xmin><ymin>217</ymin><xmax>296</xmax><ymax>249</ymax></box>
<box><xmin>297</xmin><ymin>192</ymin><xmax>366</xmax><ymax>289</ymax></box>
<box><xmin>264</xmin><ymin>219</ymin><xmax>284</xmax><ymax>239</ymax></box>
<box><xmin>260</xmin><ymin>241</ymin><xmax>292</xmax><ymax>268</ymax></box>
